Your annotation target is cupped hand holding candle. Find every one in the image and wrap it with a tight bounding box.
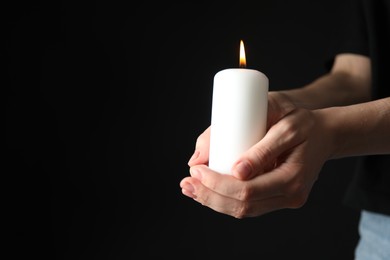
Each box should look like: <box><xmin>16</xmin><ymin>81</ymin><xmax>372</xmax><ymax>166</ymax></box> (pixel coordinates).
<box><xmin>208</xmin><ymin>40</ymin><xmax>269</xmax><ymax>174</ymax></box>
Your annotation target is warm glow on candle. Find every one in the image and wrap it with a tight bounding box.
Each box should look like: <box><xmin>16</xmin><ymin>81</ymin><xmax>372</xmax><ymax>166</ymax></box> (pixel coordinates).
<box><xmin>239</xmin><ymin>40</ymin><xmax>246</xmax><ymax>68</ymax></box>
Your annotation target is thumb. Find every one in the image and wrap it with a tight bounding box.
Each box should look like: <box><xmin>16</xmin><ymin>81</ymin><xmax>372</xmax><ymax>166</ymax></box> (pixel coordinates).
<box><xmin>231</xmin><ymin>117</ymin><xmax>301</xmax><ymax>180</ymax></box>
<box><xmin>188</xmin><ymin>127</ymin><xmax>211</xmax><ymax>167</ymax></box>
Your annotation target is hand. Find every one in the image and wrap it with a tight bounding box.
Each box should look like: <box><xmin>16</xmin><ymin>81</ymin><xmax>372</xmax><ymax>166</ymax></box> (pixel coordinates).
<box><xmin>180</xmin><ymin>92</ymin><xmax>333</xmax><ymax>218</ymax></box>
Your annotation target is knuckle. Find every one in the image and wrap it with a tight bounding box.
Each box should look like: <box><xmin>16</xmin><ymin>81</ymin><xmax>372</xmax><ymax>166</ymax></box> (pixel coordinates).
<box><xmin>284</xmin><ymin>181</ymin><xmax>308</xmax><ymax>209</ymax></box>
<box><xmin>236</xmin><ymin>183</ymin><xmax>253</xmax><ymax>201</ymax></box>
<box><xmin>289</xmin><ymin>192</ymin><xmax>308</xmax><ymax>209</ymax></box>
<box><xmin>198</xmin><ymin>191</ymin><xmax>210</xmax><ymax>206</ymax></box>
<box><xmin>232</xmin><ymin>202</ymin><xmax>250</xmax><ymax>219</ymax></box>
<box><xmin>233</xmin><ymin>185</ymin><xmax>255</xmax><ymax>219</ymax></box>
<box><xmin>284</xmin><ymin>180</ymin><xmax>306</xmax><ymax>198</ymax></box>
<box><xmin>252</xmin><ymin>146</ymin><xmax>273</xmax><ymax>166</ymax></box>
<box><xmin>206</xmin><ymin>177</ymin><xmax>218</xmax><ymax>191</ymax></box>
<box><xmin>281</xmin><ymin>119</ymin><xmax>299</xmax><ymax>141</ymax></box>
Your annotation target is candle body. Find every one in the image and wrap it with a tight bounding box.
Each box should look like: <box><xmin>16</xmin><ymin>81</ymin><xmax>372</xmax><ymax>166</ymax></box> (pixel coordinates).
<box><xmin>209</xmin><ymin>68</ymin><xmax>269</xmax><ymax>174</ymax></box>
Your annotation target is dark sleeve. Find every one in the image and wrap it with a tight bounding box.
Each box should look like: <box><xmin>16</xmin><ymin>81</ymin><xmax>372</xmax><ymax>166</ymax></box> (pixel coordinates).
<box><xmin>325</xmin><ymin>0</ymin><xmax>369</xmax><ymax>71</ymax></box>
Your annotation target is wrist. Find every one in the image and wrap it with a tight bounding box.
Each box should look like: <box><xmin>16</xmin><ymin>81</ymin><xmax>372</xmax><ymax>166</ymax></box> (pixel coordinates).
<box><xmin>313</xmin><ymin>107</ymin><xmax>341</xmax><ymax>160</ymax></box>
<box><xmin>313</xmin><ymin>99</ymin><xmax>390</xmax><ymax>159</ymax></box>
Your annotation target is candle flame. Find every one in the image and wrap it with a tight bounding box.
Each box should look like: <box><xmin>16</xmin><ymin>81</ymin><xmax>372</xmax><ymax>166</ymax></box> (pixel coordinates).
<box><xmin>239</xmin><ymin>40</ymin><xmax>246</xmax><ymax>68</ymax></box>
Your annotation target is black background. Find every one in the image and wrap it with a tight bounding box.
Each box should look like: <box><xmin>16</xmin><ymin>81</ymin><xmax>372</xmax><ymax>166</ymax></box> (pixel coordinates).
<box><xmin>5</xmin><ymin>0</ymin><xmax>361</xmax><ymax>259</ymax></box>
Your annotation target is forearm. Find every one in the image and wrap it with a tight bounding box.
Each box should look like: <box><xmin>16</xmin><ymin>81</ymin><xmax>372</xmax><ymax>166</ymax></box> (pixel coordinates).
<box><xmin>278</xmin><ymin>54</ymin><xmax>372</xmax><ymax>109</ymax></box>
<box><xmin>318</xmin><ymin>97</ymin><xmax>390</xmax><ymax>159</ymax></box>
<box><xmin>278</xmin><ymin>72</ymin><xmax>371</xmax><ymax>110</ymax></box>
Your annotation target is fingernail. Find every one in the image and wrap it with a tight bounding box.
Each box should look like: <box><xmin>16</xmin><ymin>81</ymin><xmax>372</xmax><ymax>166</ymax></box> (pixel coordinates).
<box><xmin>188</xmin><ymin>150</ymin><xmax>200</xmax><ymax>165</ymax></box>
<box><xmin>233</xmin><ymin>161</ymin><xmax>252</xmax><ymax>179</ymax></box>
<box><xmin>181</xmin><ymin>182</ymin><xmax>196</xmax><ymax>199</ymax></box>
<box><xmin>190</xmin><ymin>167</ymin><xmax>202</xmax><ymax>181</ymax></box>
<box><xmin>182</xmin><ymin>182</ymin><xmax>194</xmax><ymax>193</ymax></box>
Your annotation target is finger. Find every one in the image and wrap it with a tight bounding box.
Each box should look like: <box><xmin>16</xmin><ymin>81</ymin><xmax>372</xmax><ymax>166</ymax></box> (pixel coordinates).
<box><xmin>188</xmin><ymin>127</ymin><xmax>210</xmax><ymax>166</ymax></box>
<box><xmin>181</xmin><ymin>175</ymin><xmax>292</xmax><ymax>218</ymax></box>
<box><xmin>266</xmin><ymin>92</ymin><xmax>297</xmax><ymax>128</ymax></box>
<box><xmin>232</xmin><ymin>109</ymin><xmax>308</xmax><ymax>180</ymax></box>
<box><xmin>189</xmin><ymin>165</ymin><xmax>284</xmax><ymax>201</ymax></box>
<box><xmin>181</xmin><ymin>175</ymin><xmax>243</xmax><ymax>216</ymax></box>
<box><xmin>180</xmin><ymin>176</ymin><xmax>197</xmax><ymax>199</ymax></box>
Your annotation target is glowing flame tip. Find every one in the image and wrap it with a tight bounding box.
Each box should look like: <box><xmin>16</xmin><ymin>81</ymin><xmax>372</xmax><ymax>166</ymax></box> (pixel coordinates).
<box><xmin>239</xmin><ymin>40</ymin><xmax>246</xmax><ymax>68</ymax></box>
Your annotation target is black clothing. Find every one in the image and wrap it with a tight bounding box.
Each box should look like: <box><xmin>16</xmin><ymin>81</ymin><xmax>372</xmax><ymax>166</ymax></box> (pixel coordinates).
<box><xmin>333</xmin><ymin>0</ymin><xmax>390</xmax><ymax>215</ymax></box>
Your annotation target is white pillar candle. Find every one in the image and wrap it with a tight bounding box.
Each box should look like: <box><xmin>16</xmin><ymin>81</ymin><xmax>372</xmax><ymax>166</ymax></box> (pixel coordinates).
<box><xmin>208</xmin><ymin>40</ymin><xmax>269</xmax><ymax>174</ymax></box>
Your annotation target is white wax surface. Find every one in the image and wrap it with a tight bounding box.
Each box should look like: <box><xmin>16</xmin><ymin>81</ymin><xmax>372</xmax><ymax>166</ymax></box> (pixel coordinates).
<box><xmin>209</xmin><ymin>68</ymin><xmax>269</xmax><ymax>174</ymax></box>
